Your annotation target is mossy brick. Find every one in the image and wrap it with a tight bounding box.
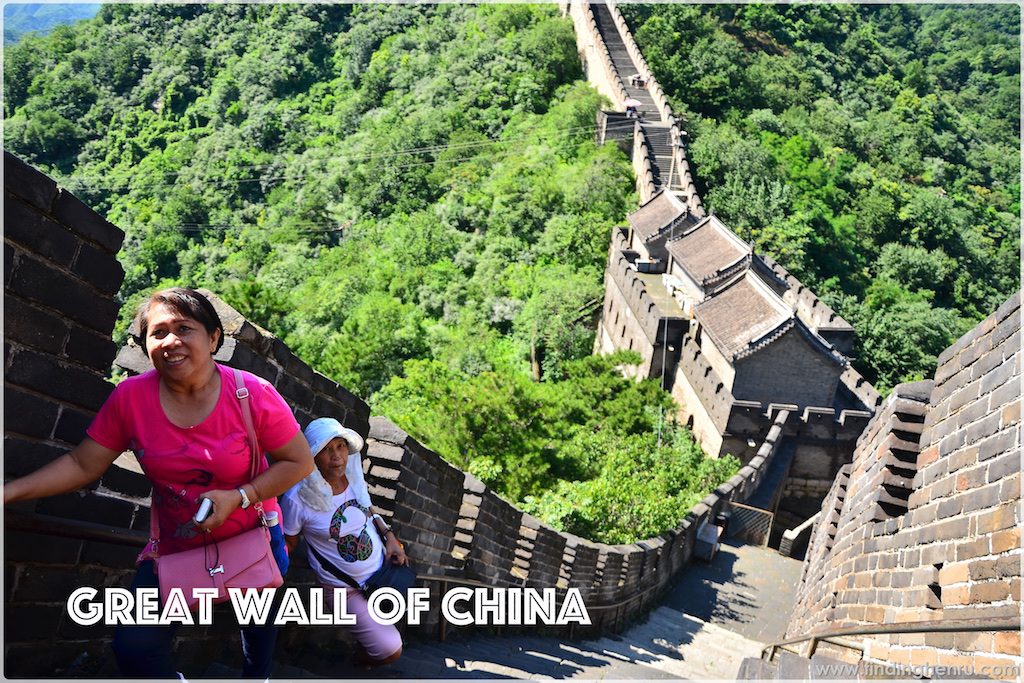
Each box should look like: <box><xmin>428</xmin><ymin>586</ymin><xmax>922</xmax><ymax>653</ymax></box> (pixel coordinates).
<box><xmin>5</xmin><ymin>152</ymin><xmax>58</xmax><ymax>210</ymax></box>
<box><xmin>4</xmin><ymin>295</ymin><xmax>69</xmax><ymax>354</ymax></box>
<box><xmin>5</xmin><ymin>198</ymin><xmax>79</xmax><ymax>267</ymax></box>
<box><xmin>7</xmin><ymin>347</ymin><xmax>114</xmax><ymax>410</ymax></box>
<box><xmin>9</xmin><ymin>256</ymin><xmax>120</xmax><ymax>334</ymax></box>
<box><xmin>4</xmin><ymin>386</ymin><xmax>60</xmax><ymax>439</ymax></box>
<box><xmin>50</xmin><ymin>188</ymin><xmax>124</xmax><ymax>253</ymax></box>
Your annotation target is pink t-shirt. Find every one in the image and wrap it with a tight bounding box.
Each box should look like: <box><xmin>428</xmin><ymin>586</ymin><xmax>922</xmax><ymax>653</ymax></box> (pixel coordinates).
<box><xmin>87</xmin><ymin>364</ymin><xmax>299</xmax><ymax>558</ymax></box>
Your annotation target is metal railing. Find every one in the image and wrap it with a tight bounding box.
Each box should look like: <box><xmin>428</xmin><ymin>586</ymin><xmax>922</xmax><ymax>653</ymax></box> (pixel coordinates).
<box><xmin>763</xmin><ymin>618</ymin><xmax>1021</xmax><ymax>661</ymax></box>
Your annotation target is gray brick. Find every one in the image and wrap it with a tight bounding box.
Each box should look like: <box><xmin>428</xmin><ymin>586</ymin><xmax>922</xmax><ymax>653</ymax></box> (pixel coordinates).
<box><xmin>4</xmin><ymin>198</ymin><xmax>79</xmax><ymax>267</ymax></box>
<box><xmin>961</xmin><ymin>483</ymin><xmax>1002</xmax><ymax>513</ymax></box>
<box><xmin>965</xmin><ymin>412</ymin><xmax>1003</xmax><ymax>445</ymax></box>
<box><xmin>978</xmin><ymin>429</ymin><xmax>1018</xmax><ymax>461</ymax></box>
<box><xmin>980</xmin><ymin>358</ymin><xmax>1016</xmax><ymax>395</ymax></box>
<box><xmin>995</xmin><ymin>292</ymin><xmax>1021</xmax><ymax>322</ymax></box>
<box><xmin>986</xmin><ymin>451</ymin><xmax>1020</xmax><ymax>483</ymax></box>
<box><xmin>51</xmin><ymin>188</ymin><xmax>124</xmax><ymax>253</ymax></box>
<box><xmin>3</xmin><ymin>295</ymin><xmax>68</xmax><ymax>355</ymax></box>
<box><xmin>4</xmin><ymin>152</ymin><xmax>57</xmax><ymax>211</ymax></box>
<box><xmin>70</xmin><ymin>242</ymin><xmax>124</xmax><ymax>296</ymax></box>
<box><xmin>4</xmin><ymin>386</ymin><xmax>61</xmax><ymax>441</ymax></box>
<box><xmin>6</xmin><ymin>347</ymin><xmax>114</xmax><ymax>411</ymax></box>
<box><xmin>9</xmin><ymin>256</ymin><xmax>120</xmax><ymax>334</ymax></box>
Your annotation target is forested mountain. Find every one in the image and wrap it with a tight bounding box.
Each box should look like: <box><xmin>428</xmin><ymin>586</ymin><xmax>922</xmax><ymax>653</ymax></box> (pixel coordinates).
<box><xmin>620</xmin><ymin>4</ymin><xmax>1020</xmax><ymax>392</ymax></box>
<box><xmin>5</xmin><ymin>4</ymin><xmax>735</xmax><ymax>543</ymax></box>
<box><xmin>6</xmin><ymin>4</ymin><xmax>1017</xmax><ymax>540</ymax></box>
<box><xmin>3</xmin><ymin>3</ymin><xmax>99</xmax><ymax>44</ymax></box>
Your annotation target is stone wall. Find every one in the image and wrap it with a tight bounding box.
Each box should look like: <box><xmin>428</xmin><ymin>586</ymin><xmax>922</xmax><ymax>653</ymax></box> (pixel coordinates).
<box><xmin>4</xmin><ymin>154</ymin><xmax>799</xmax><ymax>677</ymax></box>
<box><xmin>788</xmin><ymin>293</ymin><xmax>1021</xmax><ymax>676</ymax></box>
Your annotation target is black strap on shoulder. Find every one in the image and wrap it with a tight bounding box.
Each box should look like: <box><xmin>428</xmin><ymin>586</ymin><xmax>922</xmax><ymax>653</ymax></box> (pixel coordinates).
<box><xmin>306</xmin><ymin>542</ymin><xmax>362</xmax><ymax>591</ymax></box>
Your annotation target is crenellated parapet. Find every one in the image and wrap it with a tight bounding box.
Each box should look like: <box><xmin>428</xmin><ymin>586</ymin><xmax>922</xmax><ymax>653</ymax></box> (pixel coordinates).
<box><xmin>789</xmin><ymin>292</ymin><xmax>1021</xmax><ymax>673</ymax></box>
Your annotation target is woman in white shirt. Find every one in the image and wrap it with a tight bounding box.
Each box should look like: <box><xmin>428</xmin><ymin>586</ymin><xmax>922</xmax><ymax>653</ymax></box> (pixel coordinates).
<box><xmin>280</xmin><ymin>418</ymin><xmax>408</xmax><ymax>665</ymax></box>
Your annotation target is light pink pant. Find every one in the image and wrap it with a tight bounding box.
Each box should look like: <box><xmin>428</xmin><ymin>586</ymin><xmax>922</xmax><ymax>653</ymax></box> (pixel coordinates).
<box><xmin>325</xmin><ymin>586</ymin><xmax>403</xmax><ymax>661</ymax></box>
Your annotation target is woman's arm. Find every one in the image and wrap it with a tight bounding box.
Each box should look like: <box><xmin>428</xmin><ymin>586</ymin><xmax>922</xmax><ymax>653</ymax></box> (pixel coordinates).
<box><xmin>198</xmin><ymin>431</ymin><xmax>313</xmax><ymax>531</ymax></box>
<box><xmin>285</xmin><ymin>533</ymin><xmax>301</xmax><ymax>555</ymax></box>
<box><xmin>4</xmin><ymin>438</ymin><xmax>122</xmax><ymax>504</ymax></box>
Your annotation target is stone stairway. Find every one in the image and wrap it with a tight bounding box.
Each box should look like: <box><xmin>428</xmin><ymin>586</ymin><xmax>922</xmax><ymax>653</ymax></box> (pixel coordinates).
<box><xmin>589</xmin><ymin>2</ymin><xmax>680</xmax><ymax>193</ymax></box>
<box><xmin>198</xmin><ymin>540</ymin><xmax>801</xmax><ymax>680</ymax></box>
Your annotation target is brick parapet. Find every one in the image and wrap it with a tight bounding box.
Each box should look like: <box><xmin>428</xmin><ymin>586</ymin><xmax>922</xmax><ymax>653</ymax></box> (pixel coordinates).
<box><xmin>789</xmin><ymin>292</ymin><xmax>1021</xmax><ymax>672</ymax></box>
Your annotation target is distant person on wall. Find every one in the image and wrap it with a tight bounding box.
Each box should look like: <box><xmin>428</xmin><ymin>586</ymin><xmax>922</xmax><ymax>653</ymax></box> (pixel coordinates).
<box><xmin>3</xmin><ymin>287</ymin><xmax>314</xmax><ymax>679</ymax></box>
<box><xmin>280</xmin><ymin>417</ymin><xmax>409</xmax><ymax>666</ymax></box>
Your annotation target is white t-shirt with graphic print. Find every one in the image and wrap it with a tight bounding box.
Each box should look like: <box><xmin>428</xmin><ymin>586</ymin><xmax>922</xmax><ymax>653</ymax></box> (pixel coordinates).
<box><xmin>280</xmin><ymin>484</ymin><xmax>384</xmax><ymax>588</ymax></box>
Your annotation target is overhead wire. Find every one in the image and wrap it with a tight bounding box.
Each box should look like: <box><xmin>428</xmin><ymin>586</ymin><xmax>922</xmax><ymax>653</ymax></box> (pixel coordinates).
<box><xmin>103</xmin><ymin>117</ymin><xmax>642</xmax><ymax>234</ymax></box>
<box><xmin>57</xmin><ymin>118</ymin><xmax>641</xmax><ymax>194</ymax></box>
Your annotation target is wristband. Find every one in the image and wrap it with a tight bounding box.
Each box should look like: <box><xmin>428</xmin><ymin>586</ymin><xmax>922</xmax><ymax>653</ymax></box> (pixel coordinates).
<box><xmin>238</xmin><ymin>487</ymin><xmax>251</xmax><ymax>510</ymax></box>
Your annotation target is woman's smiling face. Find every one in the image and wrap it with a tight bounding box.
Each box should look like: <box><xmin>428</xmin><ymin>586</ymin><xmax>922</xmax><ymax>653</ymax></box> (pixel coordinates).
<box><xmin>145</xmin><ymin>303</ymin><xmax>220</xmax><ymax>380</ymax></box>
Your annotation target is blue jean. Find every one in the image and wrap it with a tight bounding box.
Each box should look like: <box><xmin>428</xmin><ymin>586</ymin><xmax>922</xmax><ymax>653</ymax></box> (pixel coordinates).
<box><xmin>112</xmin><ymin>560</ymin><xmax>278</xmax><ymax>678</ymax></box>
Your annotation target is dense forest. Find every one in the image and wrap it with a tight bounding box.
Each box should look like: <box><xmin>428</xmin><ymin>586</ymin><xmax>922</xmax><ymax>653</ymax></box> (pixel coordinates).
<box><xmin>620</xmin><ymin>4</ymin><xmax>1020</xmax><ymax>392</ymax></box>
<box><xmin>4</xmin><ymin>4</ymin><xmax>737</xmax><ymax>543</ymax></box>
<box><xmin>5</xmin><ymin>4</ymin><xmax>1018</xmax><ymax>540</ymax></box>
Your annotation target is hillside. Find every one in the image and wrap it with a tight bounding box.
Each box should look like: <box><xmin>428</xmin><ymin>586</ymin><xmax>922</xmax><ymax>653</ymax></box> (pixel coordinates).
<box><xmin>3</xmin><ymin>3</ymin><xmax>99</xmax><ymax>44</ymax></box>
<box><xmin>620</xmin><ymin>4</ymin><xmax>1020</xmax><ymax>393</ymax></box>
<box><xmin>3</xmin><ymin>4</ymin><xmax>737</xmax><ymax>543</ymax></box>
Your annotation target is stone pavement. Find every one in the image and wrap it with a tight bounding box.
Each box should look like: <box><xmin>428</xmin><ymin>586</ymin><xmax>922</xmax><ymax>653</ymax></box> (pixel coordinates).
<box><xmin>210</xmin><ymin>537</ymin><xmax>803</xmax><ymax>679</ymax></box>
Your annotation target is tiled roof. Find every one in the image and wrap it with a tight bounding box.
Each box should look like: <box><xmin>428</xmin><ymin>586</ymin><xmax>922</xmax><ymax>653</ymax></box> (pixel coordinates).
<box><xmin>627</xmin><ymin>190</ymin><xmax>687</xmax><ymax>242</ymax></box>
<box><xmin>666</xmin><ymin>215</ymin><xmax>751</xmax><ymax>287</ymax></box>
<box><xmin>694</xmin><ymin>272</ymin><xmax>792</xmax><ymax>359</ymax></box>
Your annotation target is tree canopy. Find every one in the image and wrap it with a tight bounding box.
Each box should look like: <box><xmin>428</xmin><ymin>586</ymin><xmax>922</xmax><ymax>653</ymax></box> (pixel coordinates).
<box><xmin>621</xmin><ymin>4</ymin><xmax>1020</xmax><ymax>393</ymax></box>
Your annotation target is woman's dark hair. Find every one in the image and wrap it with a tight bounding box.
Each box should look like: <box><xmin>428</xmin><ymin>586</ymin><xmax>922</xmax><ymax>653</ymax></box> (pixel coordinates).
<box><xmin>136</xmin><ymin>287</ymin><xmax>225</xmax><ymax>353</ymax></box>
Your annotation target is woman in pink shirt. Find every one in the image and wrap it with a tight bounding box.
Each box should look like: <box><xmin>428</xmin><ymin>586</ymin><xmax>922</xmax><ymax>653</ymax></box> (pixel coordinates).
<box><xmin>4</xmin><ymin>287</ymin><xmax>313</xmax><ymax>678</ymax></box>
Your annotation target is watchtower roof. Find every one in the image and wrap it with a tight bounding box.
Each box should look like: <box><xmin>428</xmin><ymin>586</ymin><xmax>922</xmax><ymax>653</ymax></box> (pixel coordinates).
<box><xmin>695</xmin><ymin>271</ymin><xmax>791</xmax><ymax>359</ymax></box>
<box><xmin>666</xmin><ymin>215</ymin><xmax>751</xmax><ymax>289</ymax></box>
<box><xmin>627</xmin><ymin>189</ymin><xmax>687</xmax><ymax>242</ymax></box>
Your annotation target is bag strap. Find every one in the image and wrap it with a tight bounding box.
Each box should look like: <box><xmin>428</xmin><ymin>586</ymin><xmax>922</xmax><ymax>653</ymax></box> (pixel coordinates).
<box><xmin>231</xmin><ymin>368</ymin><xmax>261</xmax><ymax>481</ymax></box>
<box><xmin>149</xmin><ymin>366</ymin><xmax>263</xmax><ymax>548</ymax></box>
<box><xmin>306</xmin><ymin>542</ymin><xmax>363</xmax><ymax>591</ymax></box>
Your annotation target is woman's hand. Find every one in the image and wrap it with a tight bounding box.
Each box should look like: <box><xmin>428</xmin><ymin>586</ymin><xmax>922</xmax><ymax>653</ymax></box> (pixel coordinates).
<box><xmin>385</xmin><ymin>534</ymin><xmax>408</xmax><ymax>566</ymax></box>
<box><xmin>195</xmin><ymin>489</ymin><xmax>242</xmax><ymax>532</ymax></box>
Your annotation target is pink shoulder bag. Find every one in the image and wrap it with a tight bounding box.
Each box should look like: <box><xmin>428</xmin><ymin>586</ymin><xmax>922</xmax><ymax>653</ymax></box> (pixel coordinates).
<box><xmin>152</xmin><ymin>368</ymin><xmax>284</xmax><ymax>611</ymax></box>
